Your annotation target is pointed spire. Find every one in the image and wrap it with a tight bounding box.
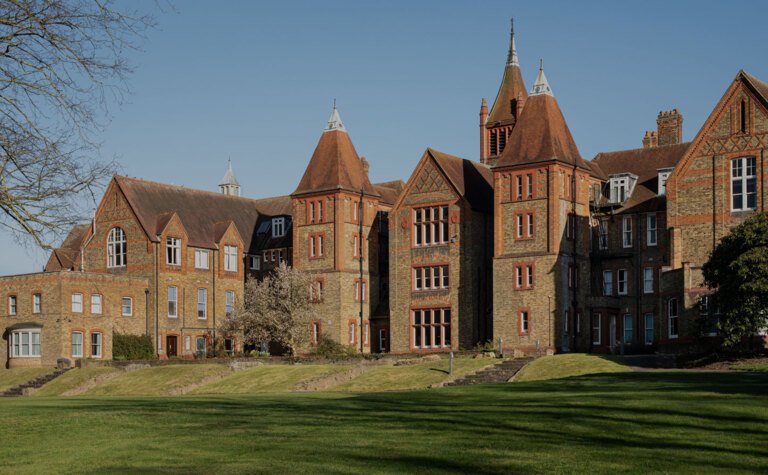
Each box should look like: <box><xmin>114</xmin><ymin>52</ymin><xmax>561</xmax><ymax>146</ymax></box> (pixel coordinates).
<box><xmin>324</xmin><ymin>99</ymin><xmax>347</xmax><ymax>133</ymax></box>
<box><xmin>506</xmin><ymin>17</ymin><xmax>519</xmax><ymax>67</ymax></box>
<box><xmin>218</xmin><ymin>159</ymin><xmax>241</xmax><ymax>196</ymax></box>
<box><xmin>530</xmin><ymin>59</ymin><xmax>553</xmax><ymax>96</ymax></box>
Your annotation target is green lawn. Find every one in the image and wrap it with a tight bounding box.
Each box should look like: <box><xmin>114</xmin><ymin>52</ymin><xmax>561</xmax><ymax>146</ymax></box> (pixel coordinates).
<box><xmin>32</xmin><ymin>367</ymin><xmax>121</xmax><ymax>397</ymax></box>
<box><xmin>83</xmin><ymin>364</ymin><xmax>232</xmax><ymax>396</ymax></box>
<box><xmin>330</xmin><ymin>358</ymin><xmax>494</xmax><ymax>392</ymax></box>
<box><xmin>514</xmin><ymin>354</ymin><xmax>628</xmax><ymax>382</ymax></box>
<box><xmin>0</xmin><ymin>368</ymin><xmax>52</xmax><ymax>392</ymax></box>
<box><xmin>731</xmin><ymin>362</ymin><xmax>768</xmax><ymax>372</ymax></box>
<box><xmin>0</xmin><ymin>372</ymin><xmax>766</xmax><ymax>473</ymax></box>
<box><xmin>190</xmin><ymin>364</ymin><xmax>352</xmax><ymax>394</ymax></box>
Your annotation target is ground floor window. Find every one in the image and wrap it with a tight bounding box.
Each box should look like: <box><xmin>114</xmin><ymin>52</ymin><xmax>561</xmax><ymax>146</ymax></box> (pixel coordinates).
<box><xmin>91</xmin><ymin>332</ymin><xmax>102</xmax><ymax>358</ymax></box>
<box><xmin>668</xmin><ymin>298</ymin><xmax>679</xmax><ymax>338</ymax></box>
<box><xmin>644</xmin><ymin>313</ymin><xmax>654</xmax><ymax>345</ymax></box>
<box><xmin>311</xmin><ymin>321</ymin><xmax>321</xmax><ymax>345</ymax></box>
<box><xmin>72</xmin><ymin>332</ymin><xmax>83</xmax><ymax>358</ymax></box>
<box><xmin>11</xmin><ymin>329</ymin><xmax>41</xmax><ymax>357</ymax></box>
<box><xmin>196</xmin><ymin>336</ymin><xmax>206</xmax><ymax>357</ymax></box>
<box><xmin>224</xmin><ymin>338</ymin><xmax>234</xmax><ymax>356</ymax></box>
<box><xmin>592</xmin><ymin>313</ymin><xmax>602</xmax><ymax>345</ymax></box>
<box><xmin>623</xmin><ymin>314</ymin><xmax>633</xmax><ymax>344</ymax></box>
<box><xmin>412</xmin><ymin>308</ymin><xmax>451</xmax><ymax>349</ymax></box>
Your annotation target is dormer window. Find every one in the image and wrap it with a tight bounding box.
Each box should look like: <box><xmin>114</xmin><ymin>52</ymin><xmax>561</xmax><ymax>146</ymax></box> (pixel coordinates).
<box><xmin>272</xmin><ymin>217</ymin><xmax>286</xmax><ymax>238</ymax></box>
<box><xmin>166</xmin><ymin>237</ymin><xmax>181</xmax><ymax>266</ymax></box>
<box><xmin>608</xmin><ymin>173</ymin><xmax>638</xmax><ymax>204</ymax></box>
<box><xmin>657</xmin><ymin>168</ymin><xmax>673</xmax><ymax>196</ymax></box>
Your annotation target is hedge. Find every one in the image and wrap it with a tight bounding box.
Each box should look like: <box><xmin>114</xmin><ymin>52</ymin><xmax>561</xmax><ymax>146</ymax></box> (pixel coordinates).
<box><xmin>112</xmin><ymin>333</ymin><xmax>156</xmax><ymax>360</ymax></box>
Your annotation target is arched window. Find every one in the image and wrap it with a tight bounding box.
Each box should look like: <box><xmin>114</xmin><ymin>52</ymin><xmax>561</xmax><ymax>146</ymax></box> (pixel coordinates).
<box><xmin>107</xmin><ymin>227</ymin><xmax>126</xmax><ymax>268</ymax></box>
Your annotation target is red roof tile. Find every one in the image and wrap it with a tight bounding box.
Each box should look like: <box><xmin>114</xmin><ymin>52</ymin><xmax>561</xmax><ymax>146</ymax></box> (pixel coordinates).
<box><xmin>487</xmin><ymin>64</ymin><xmax>527</xmax><ymax>126</ymax></box>
<box><xmin>428</xmin><ymin>148</ymin><xmax>494</xmax><ymax>213</ymax></box>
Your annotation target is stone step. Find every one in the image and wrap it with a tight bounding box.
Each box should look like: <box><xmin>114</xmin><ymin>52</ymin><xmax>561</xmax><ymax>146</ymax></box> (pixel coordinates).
<box><xmin>445</xmin><ymin>358</ymin><xmax>535</xmax><ymax>387</ymax></box>
<box><xmin>0</xmin><ymin>368</ymin><xmax>72</xmax><ymax>397</ymax></box>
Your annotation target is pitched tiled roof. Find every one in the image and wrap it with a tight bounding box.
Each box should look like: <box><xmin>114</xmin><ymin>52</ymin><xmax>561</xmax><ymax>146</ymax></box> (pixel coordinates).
<box><xmin>374</xmin><ymin>180</ymin><xmax>405</xmax><ymax>206</ymax></box>
<box><xmin>428</xmin><ymin>148</ymin><xmax>494</xmax><ymax>213</ymax></box>
<box><xmin>592</xmin><ymin>142</ymin><xmax>690</xmax><ymax>213</ymax></box>
<box><xmin>742</xmin><ymin>70</ymin><xmax>768</xmax><ymax>108</ymax></box>
<box><xmin>293</xmin><ymin>129</ymin><xmax>380</xmax><ymax>197</ymax></box>
<box><xmin>115</xmin><ymin>176</ymin><xmax>291</xmax><ymax>253</ymax></box>
<box><xmin>495</xmin><ymin>93</ymin><xmax>592</xmax><ymax>173</ymax></box>
<box><xmin>46</xmin><ymin>224</ymin><xmax>90</xmax><ymax>271</ymax></box>
<box><xmin>487</xmin><ymin>63</ymin><xmax>528</xmax><ymax>126</ymax></box>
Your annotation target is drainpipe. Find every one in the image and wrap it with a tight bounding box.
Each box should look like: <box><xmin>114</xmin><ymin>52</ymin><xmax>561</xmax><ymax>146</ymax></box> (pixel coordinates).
<box><xmin>359</xmin><ymin>189</ymin><xmax>365</xmax><ymax>354</ymax></box>
<box><xmin>212</xmin><ymin>249</ymin><xmax>216</xmax><ymax>357</ymax></box>
<box><xmin>144</xmin><ymin>288</ymin><xmax>150</xmax><ymax>336</ymax></box>
<box><xmin>155</xmin><ymin>241</ymin><xmax>159</xmax><ymax>357</ymax></box>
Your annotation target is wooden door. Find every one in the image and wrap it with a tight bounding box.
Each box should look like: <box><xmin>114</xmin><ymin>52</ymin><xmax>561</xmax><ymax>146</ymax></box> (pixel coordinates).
<box><xmin>166</xmin><ymin>336</ymin><xmax>178</xmax><ymax>357</ymax></box>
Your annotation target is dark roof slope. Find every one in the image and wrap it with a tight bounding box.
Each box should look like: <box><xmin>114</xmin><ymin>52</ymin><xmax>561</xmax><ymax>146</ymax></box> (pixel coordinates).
<box><xmin>428</xmin><ymin>148</ymin><xmax>494</xmax><ymax>213</ymax></box>
<box><xmin>115</xmin><ymin>176</ymin><xmax>291</xmax><ymax>253</ymax></box>
<box><xmin>374</xmin><ymin>180</ymin><xmax>405</xmax><ymax>206</ymax></box>
<box><xmin>46</xmin><ymin>224</ymin><xmax>90</xmax><ymax>271</ymax></box>
<box><xmin>742</xmin><ymin>70</ymin><xmax>768</xmax><ymax>109</ymax></box>
<box><xmin>495</xmin><ymin>93</ymin><xmax>593</xmax><ymax>174</ymax></box>
<box><xmin>592</xmin><ymin>142</ymin><xmax>690</xmax><ymax>213</ymax></box>
<box><xmin>293</xmin><ymin>129</ymin><xmax>379</xmax><ymax>197</ymax></box>
<box><xmin>487</xmin><ymin>63</ymin><xmax>527</xmax><ymax>126</ymax></box>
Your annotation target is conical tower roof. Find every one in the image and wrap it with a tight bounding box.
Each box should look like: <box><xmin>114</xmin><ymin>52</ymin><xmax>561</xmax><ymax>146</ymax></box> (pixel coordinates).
<box><xmin>487</xmin><ymin>19</ymin><xmax>528</xmax><ymax>125</ymax></box>
<box><xmin>293</xmin><ymin>104</ymin><xmax>379</xmax><ymax>197</ymax></box>
<box><xmin>495</xmin><ymin>63</ymin><xmax>590</xmax><ymax>171</ymax></box>
<box><xmin>218</xmin><ymin>159</ymin><xmax>239</xmax><ymax>186</ymax></box>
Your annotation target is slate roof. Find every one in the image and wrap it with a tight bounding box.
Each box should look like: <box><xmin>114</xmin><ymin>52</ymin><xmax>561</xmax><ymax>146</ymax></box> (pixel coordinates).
<box><xmin>114</xmin><ymin>176</ymin><xmax>292</xmax><ymax>254</ymax></box>
<box><xmin>592</xmin><ymin>142</ymin><xmax>690</xmax><ymax>213</ymax></box>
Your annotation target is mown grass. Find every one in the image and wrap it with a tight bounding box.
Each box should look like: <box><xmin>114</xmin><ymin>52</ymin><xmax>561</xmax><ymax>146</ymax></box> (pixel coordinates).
<box><xmin>732</xmin><ymin>362</ymin><xmax>768</xmax><ymax>372</ymax></box>
<box><xmin>0</xmin><ymin>372</ymin><xmax>766</xmax><ymax>473</ymax></box>
<box><xmin>190</xmin><ymin>364</ymin><xmax>351</xmax><ymax>394</ymax></box>
<box><xmin>0</xmin><ymin>368</ymin><xmax>52</xmax><ymax>392</ymax></box>
<box><xmin>330</xmin><ymin>357</ymin><xmax>493</xmax><ymax>392</ymax></box>
<box><xmin>514</xmin><ymin>354</ymin><xmax>628</xmax><ymax>382</ymax></box>
<box><xmin>83</xmin><ymin>364</ymin><xmax>232</xmax><ymax>396</ymax></box>
<box><xmin>32</xmin><ymin>367</ymin><xmax>121</xmax><ymax>397</ymax></box>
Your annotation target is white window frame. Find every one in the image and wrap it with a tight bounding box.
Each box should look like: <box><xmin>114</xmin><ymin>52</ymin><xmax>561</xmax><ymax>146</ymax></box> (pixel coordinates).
<box><xmin>272</xmin><ymin>217</ymin><xmax>286</xmax><ymax>238</ymax></box>
<box><xmin>623</xmin><ymin>314</ymin><xmax>633</xmax><ymax>343</ymax></box>
<box><xmin>646</xmin><ymin>214</ymin><xmax>657</xmax><ymax>246</ymax></box>
<box><xmin>527</xmin><ymin>213</ymin><xmax>534</xmax><ymax>237</ymax></box>
<box><xmin>618</xmin><ymin>269</ymin><xmax>628</xmax><ymax>295</ymax></box>
<box><xmin>592</xmin><ymin>313</ymin><xmax>602</xmax><ymax>345</ymax></box>
<box><xmin>91</xmin><ymin>294</ymin><xmax>102</xmax><ymax>314</ymax></box>
<box><xmin>610</xmin><ymin>177</ymin><xmax>628</xmax><ymax>203</ymax></box>
<box><xmin>526</xmin><ymin>265</ymin><xmax>533</xmax><ymax>288</ymax></box>
<box><xmin>658</xmin><ymin>170</ymin><xmax>672</xmax><ymax>196</ymax></box>
<box><xmin>91</xmin><ymin>332</ymin><xmax>102</xmax><ymax>358</ymax></box>
<box><xmin>643</xmin><ymin>267</ymin><xmax>653</xmax><ymax>294</ymax></box>
<box><xmin>8</xmin><ymin>295</ymin><xmax>17</xmax><ymax>315</ymax></box>
<box><xmin>515</xmin><ymin>266</ymin><xmax>523</xmax><ymax>289</ymax></box>
<box><xmin>194</xmin><ymin>249</ymin><xmax>210</xmax><ymax>270</ymax></box>
<box><xmin>520</xmin><ymin>310</ymin><xmax>529</xmax><ymax>334</ymax></box>
<box><xmin>166</xmin><ymin>237</ymin><xmax>181</xmax><ymax>266</ymax></box>
<box><xmin>168</xmin><ymin>286</ymin><xmax>178</xmax><ymax>318</ymax></box>
<box><xmin>121</xmin><ymin>297</ymin><xmax>133</xmax><ymax>317</ymax></box>
<box><xmin>225</xmin><ymin>290</ymin><xmax>235</xmax><ymax>318</ymax></box>
<box><xmin>349</xmin><ymin>321</ymin><xmax>356</xmax><ymax>345</ymax></box>
<box><xmin>603</xmin><ymin>271</ymin><xmax>613</xmax><ymax>296</ymax></box>
<box><xmin>71</xmin><ymin>293</ymin><xmax>83</xmax><ymax>313</ymax></box>
<box><xmin>72</xmin><ymin>331</ymin><xmax>83</xmax><ymax>358</ymax></box>
<box><xmin>197</xmin><ymin>288</ymin><xmax>207</xmax><ymax>320</ymax></box>
<box><xmin>622</xmin><ymin>216</ymin><xmax>632</xmax><ymax>248</ymax></box>
<box><xmin>107</xmin><ymin>227</ymin><xmax>127</xmax><ymax>268</ymax></box>
<box><xmin>668</xmin><ymin>298</ymin><xmax>679</xmax><ymax>339</ymax></box>
<box><xmin>10</xmin><ymin>329</ymin><xmax>41</xmax><ymax>357</ymax></box>
<box><xmin>33</xmin><ymin>293</ymin><xmax>41</xmax><ymax>314</ymax></box>
<box><xmin>644</xmin><ymin>313</ymin><xmax>654</xmax><ymax>345</ymax></box>
<box><xmin>224</xmin><ymin>245</ymin><xmax>238</xmax><ymax>272</ymax></box>
<box><xmin>731</xmin><ymin>156</ymin><xmax>757</xmax><ymax>211</ymax></box>
<box><xmin>412</xmin><ymin>308</ymin><xmax>451</xmax><ymax>349</ymax></box>
<box><xmin>516</xmin><ymin>214</ymin><xmax>524</xmax><ymax>238</ymax></box>
<box><xmin>249</xmin><ymin>255</ymin><xmax>260</xmax><ymax>270</ymax></box>
<box><xmin>413</xmin><ymin>206</ymin><xmax>449</xmax><ymax>247</ymax></box>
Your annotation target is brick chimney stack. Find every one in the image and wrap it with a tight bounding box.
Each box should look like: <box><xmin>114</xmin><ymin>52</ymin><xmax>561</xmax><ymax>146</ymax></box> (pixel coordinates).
<box><xmin>656</xmin><ymin>109</ymin><xmax>683</xmax><ymax>146</ymax></box>
<box><xmin>360</xmin><ymin>155</ymin><xmax>369</xmax><ymax>177</ymax></box>
<box><xmin>642</xmin><ymin>130</ymin><xmax>658</xmax><ymax>149</ymax></box>
<box><xmin>479</xmin><ymin>98</ymin><xmax>489</xmax><ymax>163</ymax></box>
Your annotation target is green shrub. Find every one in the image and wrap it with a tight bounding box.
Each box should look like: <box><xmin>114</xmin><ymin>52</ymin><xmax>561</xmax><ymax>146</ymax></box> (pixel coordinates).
<box><xmin>313</xmin><ymin>333</ymin><xmax>358</xmax><ymax>360</ymax></box>
<box><xmin>112</xmin><ymin>333</ymin><xmax>156</xmax><ymax>360</ymax></box>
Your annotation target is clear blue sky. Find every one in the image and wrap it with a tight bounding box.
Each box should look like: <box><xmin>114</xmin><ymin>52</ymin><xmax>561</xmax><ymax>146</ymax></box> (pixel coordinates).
<box><xmin>3</xmin><ymin>0</ymin><xmax>768</xmax><ymax>274</ymax></box>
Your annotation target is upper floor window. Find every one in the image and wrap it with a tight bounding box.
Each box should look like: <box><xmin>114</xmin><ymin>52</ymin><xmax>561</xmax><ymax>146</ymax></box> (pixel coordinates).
<box><xmin>646</xmin><ymin>214</ymin><xmax>657</xmax><ymax>246</ymax></box>
<box><xmin>225</xmin><ymin>290</ymin><xmax>235</xmax><ymax>318</ymax></box>
<box><xmin>224</xmin><ymin>245</ymin><xmax>238</xmax><ymax>272</ymax></box>
<box><xmin>33</xmin><ymin>293</ymin><xmax>41</xmax><ymax>313</ymax></box>
<box><xmin>515</xmin><ymin>212</ymin><xmax>535</xmax><ymax>240</ymax></box>
<box><xmin>515</xmin><ymin>175</ymin><xmax>523</xmax><ymax>200</ymax></box>
<box><xmin>618</xmin><ymin>269</ymin><xmax>628</xmax><ymax>295</ymax></box>
<box><xmin>8</xmin><ymin>295</ymin><xmax>17</xmax><ymax>315</ymax></box>
<box><xmin>622</xmin><ymin>216</ymin><xmax>632</xmax><ymax>248</ymax></box>
<box><xmin>527</xmin><ymin>174</ymin><xmax>533</xmax><ymax>199</ymax></box>
<box><xmin>272</xmin><ymin>217</ymin><xmax>286</xmax><ymax>238</ymax></box>
<box><xmin>249</xmin><ymin>255</ymin><xmax>260</xmax><ymax>270</ymax></box>
<box><xmin>71</xmin><ymin>293</ymin><xmax>83</xmax><ymax>313</ymax></box>
<box><xmin>598</xmin><ymin>220</ymin><xmax>608</xmax><ymax>250</ymax></box>
<box><xmin>197</xmin><ymin>288</ymin><xmax>207</xmax><ymax>320</ymax></box>
<box><xmin>354</xmin><ymin>279</ymin><xmax>367</xmax><ymax>302</ymax></box>
<box><xmin>195</xmin><ymin>249</ymin><xmax>209</xmax><ymax>270</ymax></box>
<box><xmin>91</xmin><ymin>294</ymin><xmax>102</xmax><ymax>314</ymax></box>
<box><xmin>352</xmin><ymin>200</ymin><xmax>361</xmax><ymax>223</ymax></box>
<box><xmin>644</xmin><ymin>267</ymin><xmax>654</xmax><ymax>294</ymax></box>
<box><xmin>603</xmin><ymin>270</ymin><xmax>613</xmax><ymax>296</ymax></box>
<box><xmin>309</xmin><ymin>280</ymin><xmax>324</xmax><ymax>303</ymax></box>
<box><xmin>565</xmin><ymin>213</ymin><xmax>576</xmax><ymax>240</ymax></box>
<box><xmin>731</xmin><ymin>157</ymin><xmax>756</xmax><ymax>211</ymax></box>
<box><xmin>610</xmin><ymin>177</ymin><xmax>628</xmax><ymax>203</ymax></box>
<box><xmin>309</xmin><ymin>234</ymin><xmax>324</xmax><ymax>258</ymax></box>
<box><xmin>166</xmin><ymin>237</ymin><xmax>181</xmax><ymax>266</ymax></box>
<box><xmin>167</xmin><ymin>286</ymin><xmax>178</xmax><ymax>318</ymax></box>
<box><xmin>413</xmin><ymin>206</ymin><xmax>449</xmax><ymax>247</ymax></box>
<box><xmin>414</xmin><ymin>265</ymin><xmax>449</xmax><ymax>291</ymax></box>
<box><xmin>308</xmin><ymin>200</ymin><xmax>324</xmax><ymax>224</ymax></box>
<box><xmin>121</xmin><ymin>297</ymin><xmax>133</xmax><ymax>316</ymax></box>
<box><xmin>514</xmin><ymin>264</ymin><xmax>534</xmax><ymax>290</ymax></box>
<box><xmin>657</xmin><ymin>168</ymin><xmax>673</xmax><ymax>196</ymax></box>
<box><xmin>568</xmin><ymin>265</ymin><xmax>579</xmax><ymax>289</ymax></box>
<box><xmin>107</xmin><ymin>227</ymin><xmax>126</xmax><ymax>268</ymax></box>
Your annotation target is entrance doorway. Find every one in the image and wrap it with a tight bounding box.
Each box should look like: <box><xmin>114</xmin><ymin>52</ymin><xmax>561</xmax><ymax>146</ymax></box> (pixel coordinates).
<box><xmin>166</xmin><ymin>335</ymin><xmax>178</xmax><ymax>357</ymax></box>
<box><xmin>378</xmin><ymin>329</ymin><xmax>388</xmax><ymax>353</ymax></box>
<box><xmin>196</xmin><ymin>336</ymin><xmax>206</xmax><ymax>358</ymax></box>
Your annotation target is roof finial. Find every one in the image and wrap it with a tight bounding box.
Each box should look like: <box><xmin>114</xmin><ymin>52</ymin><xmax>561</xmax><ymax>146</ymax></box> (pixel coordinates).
<box><xmin>325</xmin><ymin>99</ymin><xmax>346</xmax><ymax>133</ymax></box>
<box><xmin>530</xmin><ymin>58</ymin><xmax>553</xmax><ymax>96</ymax></box>
<box><xmin>506</xmin><ymin>17</ymin><xmax>519</xmax><ymax>67</ymax></box>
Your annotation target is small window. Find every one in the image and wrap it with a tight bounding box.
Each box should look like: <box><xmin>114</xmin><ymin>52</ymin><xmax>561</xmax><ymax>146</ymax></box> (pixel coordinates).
<box><xmin>71</xmin><ymin>293</ymin><xmax>83</xmax><ymax>313</ymax></box>
<box><xmin>349</xmin><ymin>321</ymin><xmax>356</xmax><ymax>345</ymax></box>
<box><xmin>272</xmin><ymin>217</ymin><xmax>286</xmax><ymax>238</ymax></box>
<box><xmin>311</xmin><ymin>321</ymin><xmax>321</xmax><ymax>345</ymax></box>
<box><xmin>623</xmin><ymin>314</ymin><xmax>633</xmax><ymax>344</ymax></box>
<box><xmin>195</xmin><ymin>249</ymin><xmax>210</xmax><ymax>269</ymax></box>
<box><xmin>622</xmin><ymin>216</ymin><xmax>632</xmax><ymax>248</ymax></box>
<box><xmin>168</xmin><ymin>286</ymin><xmax>178</xmax><ymax>318</ymax></box>
<box><xmin>249</xmin><ymin>255</ymin><xmax>260</xmax><ymax>270</ymax></box>
<box><xmin>519</xmin><ymin>310</ymin><xmax>530</xmax><ymax>334</ymax></box>
<box><xmin>225</xmin><ymin>290</ymin><xmax>235</xmax><ymax>318</ymax></box>
<box><xmin>592</xmin><ymin>313</ymin><xmax>602</xmax><ymax>345</ymax></box>
<box><xmin>603</xmin><ymin>271</ymin><xmax>613</xmax><ymax>296</ymax></box>
<box><xmin>121</xmin><ymin>297</ymin><xmax>133</xmax><ymax>316</ymax></box>
<box><xmin>8</xmin><ymin>295</ymin><xmax>17</xmax><ymax>316</ymax></box>
<box><xmin>668</xmin><ymin>298</ymin><xmax>679</xmax><ymax>338</ymax></box>
<box><xmin>354</xmin><ymin>280</ymin><xmax>367</xmax><ymax>302</ymax></box>
<box><xmin>644</xmin><ymin>313</ymin><xmax>654</xmax><ymax>345</ymax></box>
<box><xmin>91</xmin><ymin>294</ymin><xmax>102</xmax><ymax>314</ymax></box>
<box><xmin>224</xmin><ymin>338</ymin><xmax>235</xmax><ymax>356</ymax></box>
<box><xmin>527</xmin><ymin>213</ymin><xmax>534</xmax><ymax>237</ymax></box>
<box><xmin>618</xmin><ymin>269</ymin><xmax>628</xmax><ymax>295</ymax></box>
<box><xmin>197</xmin><ymin>288</ymin><xmax>207</xmax><ymax>320</ymax></box>
<box><xmin>643</xmin><ymin>268</ymin><xmax>654</xmax><ymax>294</ymax></box>
<box><xmin>72</xmin><ymin>332</ymin><xmax>83</xmax><ymax>358</ymax></box>
<box><xmin>33</xmin><ymin>293</ymin><xmax>41</xmax><ymax>314</ymax></box>
<box><xmin>598</xmin><ymin>220</ymin><xmax>608</xmax><ymax>250</ymax></box>
<box><xmin>91</xmin><ymin>332</ymin><xmax>102</xmax><ymax>358</ymax></box>
<box><xmin>731</xmin><ymin>157</ymin><xmax>757</xmax><ymax>211</ymax></box>
<box><xmin>647</xmin><ymin>214</ymin><xmax>657</xmax><ymax>246</ymax></box>
<box><xmin>185</xmin><ymin>335</ymin><xmax>191</xmax><ymax>351</ymax></box>
<box><xmin>224</xmin><ymin>245</ymin><xmax>238</xmax><ymax>272</ymax></box>
<box><xmin>516</xmin><ymin>175</ymin><xmax>523</xmax><ymax>200</ymax></box>
<box><xmin>166</xmin><ymin>237</ymin><xmax>181</xmax><ymax>266</ymax></box>
<box><xmin>526</xmin><ymin>174</ymin><xmax>533</xmax><ymax>199</ymax></box>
